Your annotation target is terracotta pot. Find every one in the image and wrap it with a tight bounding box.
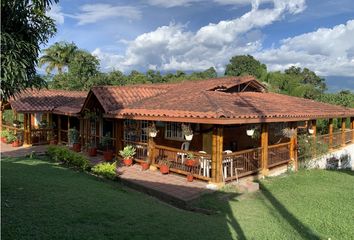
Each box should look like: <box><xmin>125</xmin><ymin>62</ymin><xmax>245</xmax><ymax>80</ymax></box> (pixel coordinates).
<box><xmin>73</xmin><ymin>143</ymin><xmax>81</xmax><ymax>152</ymax></box>
<box><xmin>50</xmin><ymin>139</ymin><xmax>58</xmax><ymax>145</ymax></box>
<box><xmin>187</xmin><ymin>174</ymin><xmax>194</xmax><ymax>182</ymax></box>
<box><xmin>103</xmin><ymin>150</ymin><xmax>114</xmax><ymax>161</ymax></box>
<box><xmin>1</xmin><ymin>137</ymin><xmax>7</xmax><ymax>143</ymax></box>
<box><xmin>123</xmin><ymin>157</ymin><xmax>133</xmax><ymax>166</ymax></box>
<box><xmin>160</xmin><ymin>164</ymin><xmax>169</xmax><ymax>174</ymax></box>
<box><xmin>141</xmin><ymin>162</ymin><xmax>150</xmax><ymax>171</ymax></box>
<box><xmin>88</xmin><ymin>147</ymin><xmax>97</xmax><ymax>157</ymax></box>
<box><xmin>185</xmin><ymin>159</ymin><xmax>197</xmax><ymax>167</ymax></box>
<box><xmin>11</xmin><ymin>140</ymin><xmax>21</xmax><ymax>147</ymax></box>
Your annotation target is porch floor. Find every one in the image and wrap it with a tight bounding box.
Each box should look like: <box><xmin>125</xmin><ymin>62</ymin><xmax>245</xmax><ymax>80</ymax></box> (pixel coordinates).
<box><xmin>1</xmin><ymin>143</ymin><xmax>213</xmax><ymax>206</ymax></box>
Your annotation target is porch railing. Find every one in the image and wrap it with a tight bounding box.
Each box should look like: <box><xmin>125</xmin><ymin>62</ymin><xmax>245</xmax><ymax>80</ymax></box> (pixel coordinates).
<box><xmin>345</xmin><ymin>129</ymin><xmax>353</xmax><ymax>144</ymax></box>
<box><xmin>222</xmin><ymin>147</ymin><xmax>262</xmax><ymax>181</ymax></box>
<box><xmin>268</xmin><ymin>142</ymin><xmax>291</xmax><ymax>168</ymax></box>
<box><xmin>154</xmin><ymin>144</ymin><xmax>212</xmax><ymax>181</ymax></box>
<box><xmin>122</xmin><ymin>140</ymin><xmax>148</xmax><ymax>161</ymax></box>
<box><xmin>1</xmin><ymin>124</ymin><xmax>24</xmax><ymax>142</ymax></box>
<box><xmin>331</xmin><ymin>131</ymin><xmax>342</xmax><ymax>149</ymax></box>
<box><xmin>30</xmin><ymin>128</ymin><xmax>53</xmax><ymax>145</ymax></box>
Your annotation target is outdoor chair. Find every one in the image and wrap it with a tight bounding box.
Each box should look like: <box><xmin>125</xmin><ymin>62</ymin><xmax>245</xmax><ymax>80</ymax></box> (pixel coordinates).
<box><xmin>177</xmin><ymin>142</ymin><xmax>190</xmax><ymax>163</ymax></box>
<box><xmin>198</xmin><ymin>151</ymin><xmax>211</xmax><ymax>177</ymax></box>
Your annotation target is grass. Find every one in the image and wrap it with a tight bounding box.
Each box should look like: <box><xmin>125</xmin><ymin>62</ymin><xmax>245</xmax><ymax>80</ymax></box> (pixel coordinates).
<box><xmin>2</xmin><ymin>157</ymin><xmax>354</xmax><ymax>240</ymax></box>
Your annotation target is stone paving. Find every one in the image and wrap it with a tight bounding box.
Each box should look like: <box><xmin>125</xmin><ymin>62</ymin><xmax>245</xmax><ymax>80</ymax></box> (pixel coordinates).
<box><xmin>1</xmin><ymin>142</ymin><xmax>213</xmax><ymax>205</ymax></box>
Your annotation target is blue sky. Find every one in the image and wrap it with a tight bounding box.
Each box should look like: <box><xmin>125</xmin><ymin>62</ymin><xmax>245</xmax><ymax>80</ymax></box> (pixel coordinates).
<box><xmin>46</xmin><ymin>0</ymin><xmax>354</xmax><ymax>91</ymax></box>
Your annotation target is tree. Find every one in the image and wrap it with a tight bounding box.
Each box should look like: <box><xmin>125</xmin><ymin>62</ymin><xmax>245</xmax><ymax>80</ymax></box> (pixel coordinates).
<box><xmin>39</xmin><ymin>41</ymin><xmax>78</xmax><ymax>74</ymax></box>
<box><xmin>1</xmin><ymin>0</ymin><xmax>57</xmax><ymax>101</ymax></box>
<box><xmin>285</xmin><ymin>66</ymin><xmax>326</xmax><ymax>93</ymax></box>
<box><xmin>225</xmin><ymin>55</ymin><xmax>267</xmax><ymax>80</ymax></box>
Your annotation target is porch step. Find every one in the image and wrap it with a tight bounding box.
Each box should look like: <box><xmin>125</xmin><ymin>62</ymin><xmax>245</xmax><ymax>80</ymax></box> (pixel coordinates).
<box><xmin>232</xmin><ymin>181</ymin><xmax>259</xmax><ymax>193</ymax></box>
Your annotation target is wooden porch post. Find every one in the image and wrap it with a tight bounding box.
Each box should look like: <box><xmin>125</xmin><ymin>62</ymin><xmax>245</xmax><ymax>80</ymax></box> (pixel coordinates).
<box><xmin>211</xmin><ymin>125</ymin><xmax>223</xmax><ymax>183</ymax></box>
<box><xmin>341</xmin><ymin>118</ymin><xmax>346</xmax><ymax>147</ymax></box>
<box><xmin>80</xmin><ymin>118</ymin><xmax>84</xmax><ymax>147</ymax></box>
<box><xmin>351</xmin><ymin>117</ymin><xmax>354</xmax><ymax>142</ymax></box>
<box><xmin>329</xmin><ymin>118</ymin><xmax>333</xmax><ymax>149</ymax></box>
<box><xmin>58</xmin><ymin>115</ymin><xmax>62</xmax><ymax>144</ymax></box>
<box><xmin>261</xmin><ymin>123</ymin><xmax>269</xmax><ymax>176</ymax></box>
<box><xmin>311</xmin><ymin>119</ymin><xmax>317</xmax><ymax>137</ymax></box>
<box><xmin>289</xmin><ymin>122</ymin><xmax>297</xmax><ymax>166</ymax></box>
<box><xmin>28</xmin><ymin>114</ymin><xmax>32</xmax><ymax>145</ymax></box>
<box><xmin>115</xmin><ymin>120</ymin><xmax>124</xmax><ymax>159</ymax></box>
<box><xmin>23</xmin><ymin>113</ymin><xmax>29</xmax><ymax>145</ymax></box>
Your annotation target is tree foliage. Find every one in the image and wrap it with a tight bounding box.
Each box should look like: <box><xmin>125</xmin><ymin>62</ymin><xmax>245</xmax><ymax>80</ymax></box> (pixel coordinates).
<box><xmin>1</xmin><ymin>0</ymin><xmax>57</xmax><ymax>101</ymax></box>
<box><xmin>224</xmin><ymin>55</ymin><xmax>267</xmax><ymax>80</ymax></box>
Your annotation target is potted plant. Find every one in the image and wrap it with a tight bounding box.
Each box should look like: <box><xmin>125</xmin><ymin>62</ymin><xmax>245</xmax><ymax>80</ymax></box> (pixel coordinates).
<box><xmin>185</xmin><ymin>153</ymin><xmax>197</xmax><ymax>167</ymax></box>
<box><xmin>68</xmin><ymin>127</ymin><xmax>81</xmax><ymax>152</ymax></box>
<box><xmin>187</xmin><ymin>173</ymin><xmax>194</xmax><ymax>182</ymax></box>
<box><xmin>145</xmin><ymin>123</ymin><xmax>158</xmax><ymax>138</ymax></box>
<box><xmin>182</xmin><ymin>123</ymin><xmax>193</xmax><ymax>141</ymax></box>
<box><xmin>102</xmin><ymin>132</ymin><xmax>113</xmax><ymax>161</ymax></box>
<box><xmin>1</xmin><ymin>130</ymin><xmax>9</xmax><ymax>143</ymax></box>
<box><xmin>119</xmin><ymin>145</ymin><xmax>136</xmax><ymax>166</ymax></box>
<box><xmin>87</xmin><ymin>138</ymin><xmax>97</xmax><ymax>157</ymax></box>
<box><xmin>141</xmin><ymin>157</ymin><xmax>150</xmax><ymax>171</ymax></box>
<box><xmin>159</xmin><ymin>158</ymin><xmax>171</xmax><ymax>174</ymax></box>
<box><xmin>7</xmin><ymin>132</ymin><xmax>20</xmax><ymax>147</ymax></box>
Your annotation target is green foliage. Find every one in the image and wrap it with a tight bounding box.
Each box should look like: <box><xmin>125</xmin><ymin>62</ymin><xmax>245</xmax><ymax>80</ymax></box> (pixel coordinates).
<box><xmin>5</xmin><ymin>131</ymin><xmax>17</xmax><ymax>143</ymax></box>
<box><xmin>119</xmin><ymin>145</ymin><xmax>136</xmax><ymax>158</ymax></box>
<box><xmin>297</xmin><ymin>135</ymin><xmax>329</xmax><ymax>168</ymax></box>
<box><xmin>47</xmin><ymin>145</ymin><xmax>90</xmax><ymax>170</ymax></box>
<box><xmin>91</xmin><ymin>162</ymin><xmax>117</xmax><ymax>180</ymax></box>
<box><xmin>101</xmin><ymin>132</ymin><xmax>112</xmax><ymax>150</ymax></box>
<box><xmin>1</xmin><ymin>0</ymin><xmax>57</xmax><ymax>101</ymax></box>
<box><xmin>317</xmin><ymin>91</ymin><xmax>354</xmax><ymax>108</ymax></box>
<box><xmin>225</xmin><ymin>55</ymin><xmax>267</xmax><ymax>80</ymax></box>
<box><xmin>1</xmin><ymin>129</ymin><xmax>10</xmax><ymax>138</ymax></box>
<box><xmin>68</xmin><ymin>127</ymin><xmax>79</xmax><ymax>144</ymax></box>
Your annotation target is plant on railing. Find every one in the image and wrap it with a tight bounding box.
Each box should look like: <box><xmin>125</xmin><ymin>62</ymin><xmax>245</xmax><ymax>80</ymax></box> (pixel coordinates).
<box><xmin>159</xmin><ymin>158</ymin><xmax>172</xmax><ymax>174</ymax></box>
<box><xmin>92</xmin><ymin>162</ymin><xmax>117</xmax><ymax>180</ymax></box>
<box><xmin>68</xmin><ymin>127</ymin><xmax>81</xmax><ymax>152</ymax></box>
<box><xmin>182</xmin><ymin>123</ymin><xmax>193</xmax><ymax>141</ymax></box>
<box><xmin>102</xmin><ymin>132</ymin><xmax>114</xmax><ymax>161</ymax></box>
<box><xmin>297</xmin><ymin>135</ymin><xmax>329</xmax><ymax>169</ymax></box>
<box><xmin>119</xmin><ymin>145</ymin><xmax>136</xmax><ymax>166</ymax></box>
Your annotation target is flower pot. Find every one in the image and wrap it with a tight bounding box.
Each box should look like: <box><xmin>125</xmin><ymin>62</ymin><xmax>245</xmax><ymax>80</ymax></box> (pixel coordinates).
<box><xmin>141</xmin><ymin>162</ymin><xmax>150</xmax><ymax>171</ymax></box>
<box><xmin>160</xmin><ymin>164</ymin><xmax>169</xmax><ymax>174</ymax></box>
<box><xmin>103</xmin><ymin>150</ymin><xmax>114</xmax><ymax>161</ymax></box>
<box><xmin>185</xmin><ymin>134</ymin><xmax>193</xmax><ymax>141</ymax></box>
<box><xmin>149</xmin><ymin>131</ymin><xmax>157</xmax><ymax>138</ymax></box>
<box><xmin>123</xmin><ymin>157</ymin><xmax>133</xmax><ymax>166</ymax></box>
<box><xmin>11</xmin><ymin>140</ymin><xmax>21</xmax><ymax>147</ymax></box>
<box><xmin>187</xmin><ymin>174</ymin><xmax>194</xmax><ymax>182</ymax></box>
<box><xmin>73</xmin><ymin>143</ymin><xmax>81</xmax><ymax>152</ymax></box>
<box><xmin>50</xmin><ymin>139</ymin><xmax>58</xmax><ymax>145</ymax></box>
<box><xmin>246</xmin><ymin>129</ymin><xmax>255</xmax><ymax>136</ymax></box>
<box><xmin>308</xmin><ymin>129</ymin><xmax>314</xmax><ymax>134</ymax></box>
<box><xmin>88</xmin><ymin>147</ymin><xmax>97</xmax><ymax>157</ymax></box>
<box><xmin>185</xmin><ymin>159</ymin><xmax>197</xmax><ymax>167</ymax></box>
<box><xmin>1</xmin><ymin>137</ymin><xmax>7</xmax><ymax>143</ymax></box>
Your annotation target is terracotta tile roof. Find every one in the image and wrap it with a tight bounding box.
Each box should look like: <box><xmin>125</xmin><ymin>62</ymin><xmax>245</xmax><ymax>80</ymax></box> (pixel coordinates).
<box><xmin>10</xmin><ymin>89</ymin><xmax>87</xmax><ymax>116</ymax></box>
<box><xmin>101</xmin><ymin>76</ymin><xmax>354</xmax><ymax>123</ymax></box>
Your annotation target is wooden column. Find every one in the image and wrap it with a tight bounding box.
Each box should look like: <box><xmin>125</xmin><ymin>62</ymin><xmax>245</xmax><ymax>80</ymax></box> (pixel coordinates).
<box><xmin>28</xmin><ymin>114</ymin><xmax>32</xmax><ymax>145</ymax></box>
<box><xmin>58</xmin><ymin>115</ymin><xmax>62</xmax><ymax>144</ymax></box>
<box><xmin>148</xmin><ymin>137</ymin><xmax>156</xmax><ymax>165</ymax></box>
<box><xmin>328</xmin><ymin>118</ymin><xmax>333</xmax><ymax>149</ymax></box>
<box><xmin>79</xmin><ymin>118</ymin><xmax>84</xmax><ymax>147</ymax></box>
<box><xmin>23</xmin><ymin>113</ymin><xmax>28</xmax><ymax>145</ymax></box>
<box><xmin>261</xmin><ymin>123</ymin><xmax>269</xmax><ymax>176</ymax></box>
<box><xmin>211</xmin><ymin>126</ymin><xmax>223</xmax><ymax>183</ymax></box>
<box><xmin>115</xmin><ymin>120</ymin><xmax>124</xmax><ymax>158</ymax></box>
<box><xmin>351</xmin><ymin>117</ymin><xmax>354</xmax><ymax>142</ymax></box>
<box><xmin>341</xmin><ymin>118</ymin><xmax>346</xmax><ymax>147</ymax></box>
<box><xmin>311</xmin><ymin>119</ymin><xmax>317</xmax><ymax>136</ymax></box>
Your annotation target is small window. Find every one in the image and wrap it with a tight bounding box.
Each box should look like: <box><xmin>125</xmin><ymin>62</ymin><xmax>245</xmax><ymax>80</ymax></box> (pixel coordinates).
<box><xmin>165</xmin><ymin>122</ymin><xmax>184</xmax><ymax>141</ymax></box>
<box><xmin>124</xmin><ymin>120</ymin><xmax>148</xmax><ymax>143</ymax></box>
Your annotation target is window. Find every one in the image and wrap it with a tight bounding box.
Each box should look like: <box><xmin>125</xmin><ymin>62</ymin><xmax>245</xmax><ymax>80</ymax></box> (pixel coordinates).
<box><xmin>165</xmin><ymin>122</ymin><xmax>184</xmax><ymax>141</ymax></box>
<box><xmin>124</xmin><ymin>120</ymin><xmax>148</xmax><ymax>143</ymax></box>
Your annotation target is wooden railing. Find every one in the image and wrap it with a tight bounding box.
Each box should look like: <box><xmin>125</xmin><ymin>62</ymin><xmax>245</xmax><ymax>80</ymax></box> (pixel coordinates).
<box><xmin>345</xmin><ymin>129</ymin><xmax>353</xmax><ymax>144</ymax></box>
<box><xmin>154</xmin><ymin>145</ymin><xmax>212</xmax><ymax>181</ymax></box>
<box><xmin>331</xmin><ymin>131</ymin><xmax>342</xmax><ymax>149</ymax></box>
<box><xmin>268</xmin><ymin>142</ymin><xmax>291</xmax><ymax>168</ymax></box>
<box><xmin>122</xmin><ymin>140</ymin><xmax>148</xmax><ymax>161</ymax></box>
<box><xmin>30</xmin><ymin>128</ymin><xmax>53</xmax><ymax>145</ymax></box>
<box><xmin>222</xmin><ymin>147</ymin><xmax>262</xmax><ymax>181</ymax></box>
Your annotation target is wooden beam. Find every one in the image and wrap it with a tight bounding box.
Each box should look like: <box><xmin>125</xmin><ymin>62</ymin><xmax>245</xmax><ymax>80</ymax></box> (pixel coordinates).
<box><xmin>28</xmin><ymin>114</ymin><xmax>32</xmax><ymax>145</ymax></box>
<box><xmin>328</xmin><ymin>118</ymin><xmax>333</xmax><ymax>149</ymax></box>
<box><xmin>261</xmin><ymin>123</ymin><xmax>269</xmax><ymax>176</ymax></box>
<box><xmin>216</xmin><ymin>126</ymin><xmax>223</xmax><ymax>183</ymax></box>
<box><xmin>23</xmin><ymin>113</ymin><xmax>29</xmax><ymax>145</ymax></box>
<box><xmin>211</xmin><ymin>126</ymin><xmax>217</xmax><ymax>183</ymax></box>
<box><xmin>341</xmin><ymin>118</ymin><xmax>346</xmax><ymax>147</ymax></box>
<box><xmin>58</xmin><ymin>115</ymin><xmax>62</xmax><ymax>144</ymax></box>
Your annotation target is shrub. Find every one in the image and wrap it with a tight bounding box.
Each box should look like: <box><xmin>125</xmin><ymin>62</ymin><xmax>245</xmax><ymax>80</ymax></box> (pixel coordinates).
<box><xmin>1</xmin><ymin>129</ymin><xmax>10</xmax><ymax>138</ymax></box>
<box><xmin>297</xmin><ymin>134</ymin><xmax>329</xmax><ymax>169</ymax></box>
<box><xmin>47</xmin><ymin>145</ymin><xmax>90</xmax><ymax>170</ymax></box>
<box><xmin>91</xmin><ymin>162</ymin><xmax>117</xmax><ymax>180</ymax></box>
<box><xmin>6</xmin><ymin>131</ymin><xmax>17</xmax><ymax>143</ymax></box>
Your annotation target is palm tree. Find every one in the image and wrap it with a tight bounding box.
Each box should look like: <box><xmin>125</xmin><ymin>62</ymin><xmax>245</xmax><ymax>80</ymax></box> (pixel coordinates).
<box><xmin>39</xmin><ymin>41</ymin><xmax>78</xmax><ymax>74</ymax></box>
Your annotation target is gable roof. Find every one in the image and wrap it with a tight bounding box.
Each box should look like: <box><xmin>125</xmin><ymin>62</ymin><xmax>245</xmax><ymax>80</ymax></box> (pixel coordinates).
<box><xmin>9</xmin><ymin>89</ymin><xmax>87</xmax><ymax>116</ymax></box>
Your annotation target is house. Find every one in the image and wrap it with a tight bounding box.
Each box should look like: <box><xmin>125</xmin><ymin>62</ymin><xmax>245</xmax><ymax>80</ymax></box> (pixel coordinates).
<box><xmin>4</xmin><ymin>76</ymin><xmax>354</xmax><ymax>183</ymax></box>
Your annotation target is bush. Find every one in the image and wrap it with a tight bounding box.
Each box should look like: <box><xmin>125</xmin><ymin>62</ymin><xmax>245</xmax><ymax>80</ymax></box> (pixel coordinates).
<box><xmin>47</xmin><ymin>145</ymin><xmax>90</xmax><ymax>170</ymax></box>
<box><xmin>91</xmin><ymin>162</ymin><xmax>117</xmax><ymax>180</ymax></box>
<box><xmin>297</xmin><ymin>134</ymin><xmax>329</xmax><ymax>169</ymax></box>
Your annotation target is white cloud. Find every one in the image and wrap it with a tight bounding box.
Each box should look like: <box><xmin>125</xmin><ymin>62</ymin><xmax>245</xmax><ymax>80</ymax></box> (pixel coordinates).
<box><xmin>68</xmin><ymin>4</ymin><xmax>142</xmax><ymax>25</ymax></box>
<box><xmin>94</xmin><ymin>0</ymin><xmax>305</xmax><ymax>72</ymax></box>
<box><xmin>146</xmin><ymin>0</ymin><xmax>202</xmax><ymax>8</ymax></box>
<box><xmin>256</xmin><ymin>19</ymin><xmax>354</xmax><ymax>76</ymax></box>
<box><xmin>47</xmin><ymin>4</ymin><xmax>64</xmax><ymax>24</ymax></box>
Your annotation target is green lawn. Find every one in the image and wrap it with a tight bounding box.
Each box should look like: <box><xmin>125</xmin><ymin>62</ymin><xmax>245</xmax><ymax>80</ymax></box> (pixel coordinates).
<box><xmin>2</xmin><ymin>157</ymin><xmax>354</xmax><ymax>240</ymax></box>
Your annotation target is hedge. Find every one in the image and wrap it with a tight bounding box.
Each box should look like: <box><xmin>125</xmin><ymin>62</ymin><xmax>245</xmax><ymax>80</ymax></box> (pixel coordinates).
<box><xmin>47</xmin><ymin>145</ymin><xmax>90</xmax><ymax>171</ymax></box>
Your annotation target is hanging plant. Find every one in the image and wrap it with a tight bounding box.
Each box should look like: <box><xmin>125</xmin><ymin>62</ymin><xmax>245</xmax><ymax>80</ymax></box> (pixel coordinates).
<box><xmin>282</xmin><ymin>128</ymin><xmax>297</xmax><ymax>138</ymax></box>
<box><xmin>144</xmin><ymin>123</ymin><xmax>159</xmax><ymax>138</ymax></box>
<box><xmin>181</xmin><ymin>123</ymin><xmax>193</xmax><ymax>141</ymax></box>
